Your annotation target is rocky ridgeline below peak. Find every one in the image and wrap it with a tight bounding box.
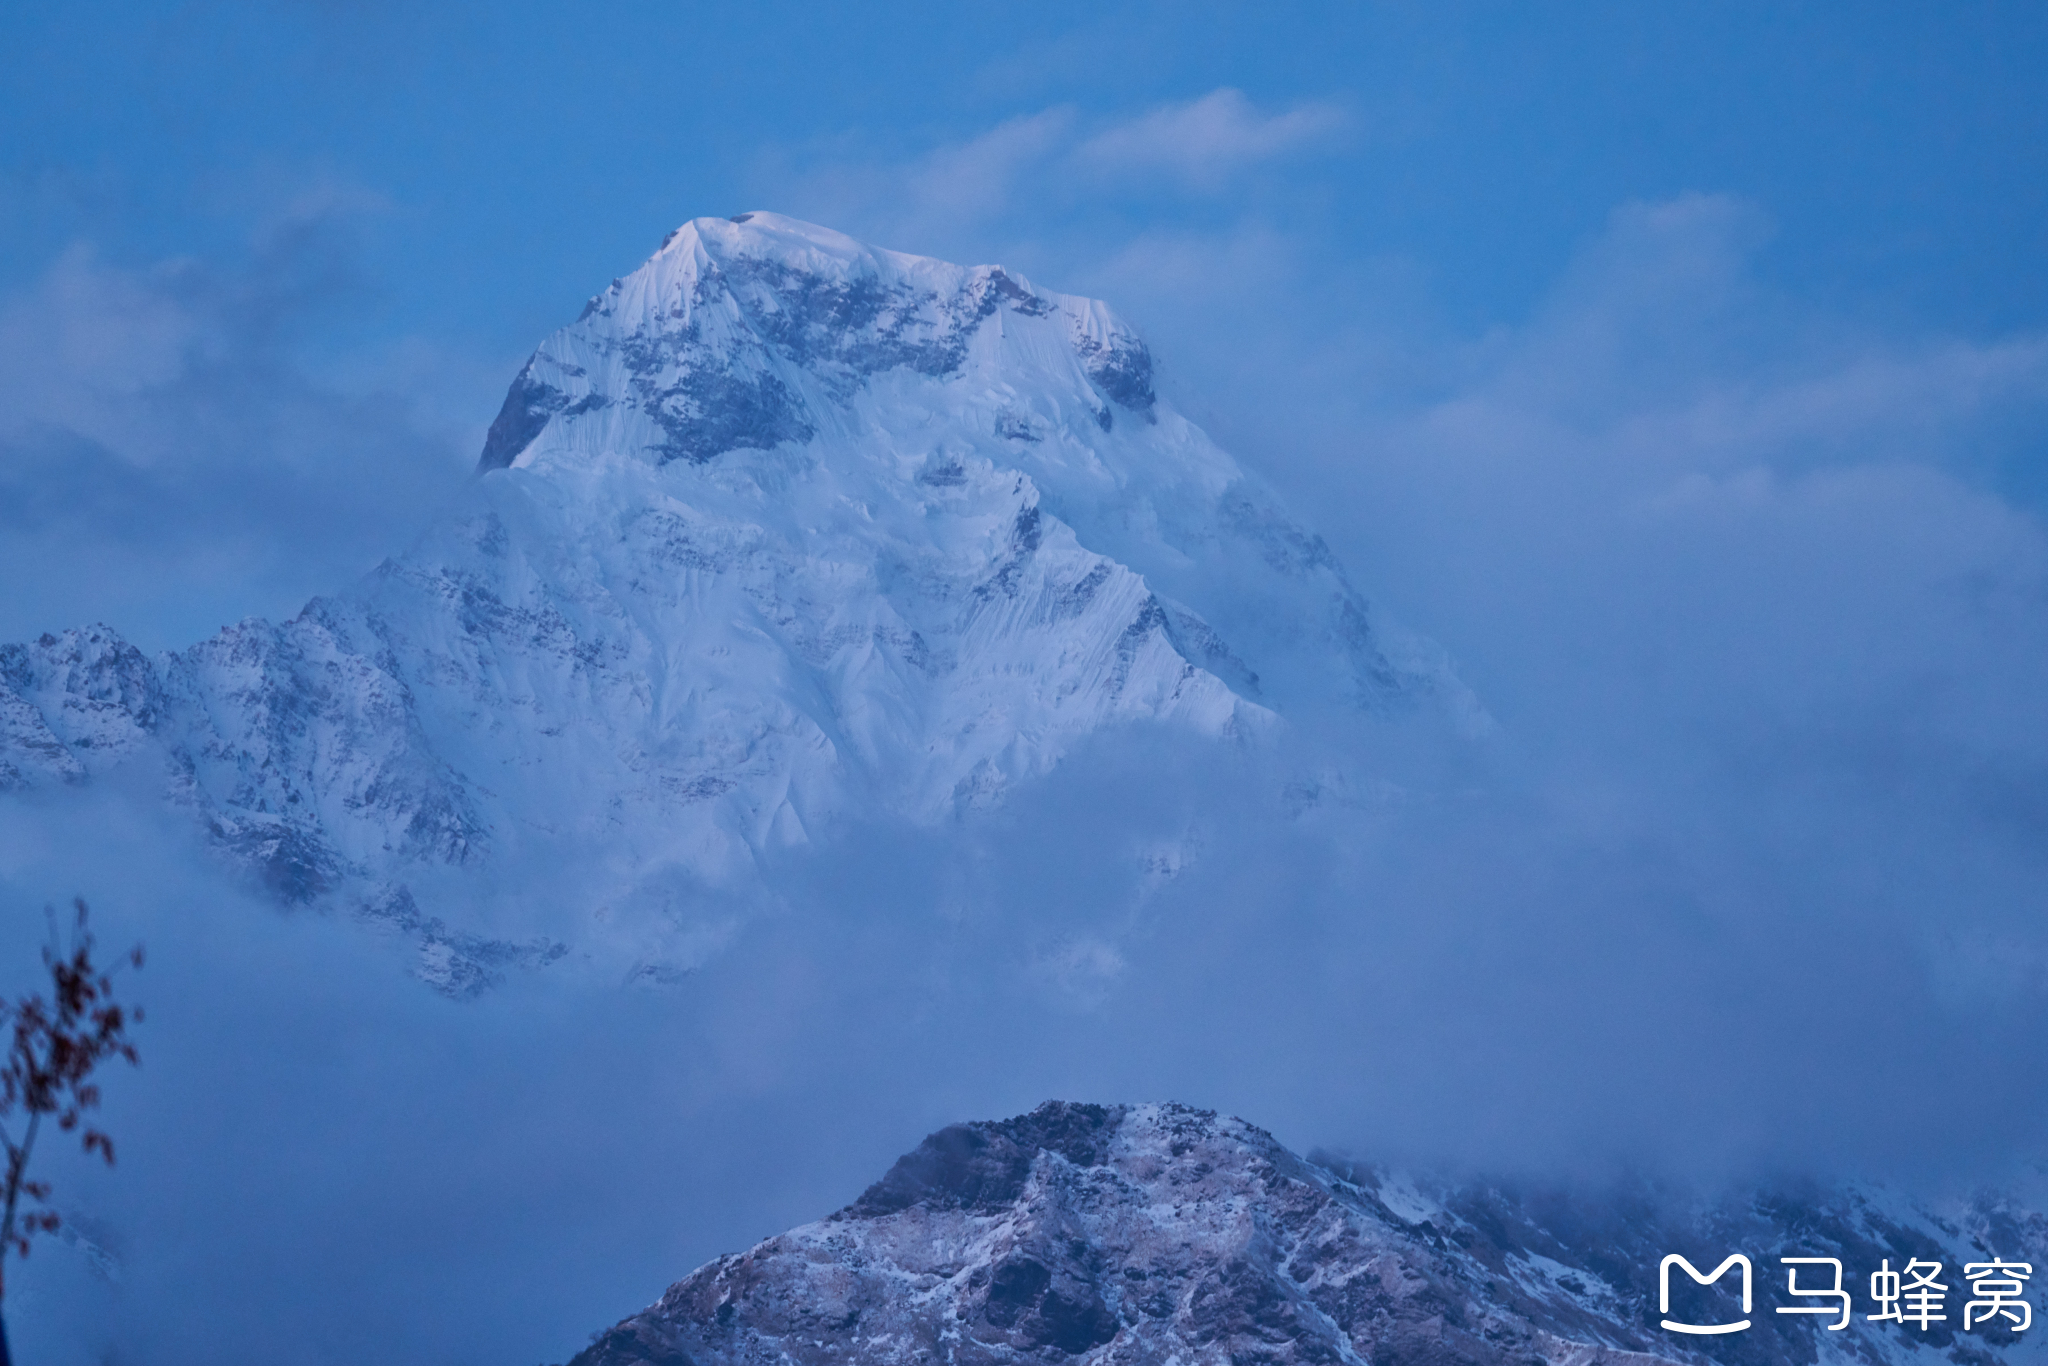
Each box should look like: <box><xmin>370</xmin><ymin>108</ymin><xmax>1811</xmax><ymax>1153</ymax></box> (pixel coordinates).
<box><xmin>568</xmin><ymin>1102</ymin><xmax>2046</xmax><ymax>1366</ymax></box>
<box><xmin>0</xmin><ymin>214</ymin><xmax>1482</xmax><ymax>991</ymax></box>
<box><xmin>0</xmin><ymin>624</ymin><xmax>165</xmax><ymax>785</ymax></box>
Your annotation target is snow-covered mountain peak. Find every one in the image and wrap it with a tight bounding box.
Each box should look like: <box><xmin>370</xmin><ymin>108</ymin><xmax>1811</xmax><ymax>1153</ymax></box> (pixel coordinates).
<box><xmin>471</xmin><ymin>211</ymin><xmax>1467</xmax><ymax>726</ymax></box>
<box><xmin>480</xmin><ymin>209</ymin><xmax>1162</xmax><ymax>479</ymax></box>
<box><xmin>3</xmin><ymin>214</ymin><xmax>1483</xmax><ymax>989</ymax></box>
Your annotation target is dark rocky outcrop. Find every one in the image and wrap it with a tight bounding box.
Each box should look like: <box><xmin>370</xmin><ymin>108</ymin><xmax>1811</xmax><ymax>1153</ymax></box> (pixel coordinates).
<box><xmin>558</xmin><ymin>1102</ymin><xmax>2045</xmax><ymax>1366</ymax></box>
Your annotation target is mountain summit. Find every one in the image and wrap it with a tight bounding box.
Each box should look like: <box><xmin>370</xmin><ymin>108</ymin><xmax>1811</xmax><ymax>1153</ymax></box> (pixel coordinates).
<box><xmin>0</xmin><ymin>214</ymin><xmax>1479</xmax><ymax>988</ymax></box>
<box><xmin>565</xmin><ymin>1101</ymin><xmax>2046</xmax><ymax>1366</ymax></box>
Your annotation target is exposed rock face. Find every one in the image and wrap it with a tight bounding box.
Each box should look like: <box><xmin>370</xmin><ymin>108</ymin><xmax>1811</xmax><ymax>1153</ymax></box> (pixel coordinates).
<box><xmin>0</xmin><ymin>214</ymin><xmax>1483</xmax><ymax>990</ymax></box>
<box><xmin>565</xmin><ymin>1103</ymin><xmax>2047</xmax><ymax>1366</ymax></box>
<box><xmin>0</xmin><ymin>625</ymin><xmax>164</xmax><ymax>788</ymax></box>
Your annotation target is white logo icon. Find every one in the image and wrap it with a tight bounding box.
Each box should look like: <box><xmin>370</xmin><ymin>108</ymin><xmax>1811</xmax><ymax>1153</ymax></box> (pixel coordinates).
<box><xmin>1661</xmin><ymin>1254</ymin><xmax>1752</xmax><ymax>1335</ymax></box>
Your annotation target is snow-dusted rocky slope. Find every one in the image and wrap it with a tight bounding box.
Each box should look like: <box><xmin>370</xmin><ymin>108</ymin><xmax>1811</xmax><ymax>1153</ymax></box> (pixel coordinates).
<box><xmin>566</xmin><ymin>1102</ymin><xmax>2047</xmax><ymax>1366</ymax></box>
<box><xmin>0</xmin><ymin>214</ymin><xmax>1479</xmax><ymax>987</ymax></box>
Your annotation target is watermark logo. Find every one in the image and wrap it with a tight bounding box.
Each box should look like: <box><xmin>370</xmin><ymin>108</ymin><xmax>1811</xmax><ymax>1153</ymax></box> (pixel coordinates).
<box><xmin>1659</xmin><ymin>1254</ymin><xmax>2032</xmax><ymax>1337</ymax></box>
<box><xmin>1660</xmin><ymin>1254</ymin><xmax>1751</xmax><ymax>1335</ymax></box>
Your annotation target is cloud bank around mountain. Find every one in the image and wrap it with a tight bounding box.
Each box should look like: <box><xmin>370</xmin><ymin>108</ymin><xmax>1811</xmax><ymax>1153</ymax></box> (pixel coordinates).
<box><xmin>0</xmin><ymin>197</ymin><xmax>489</xmax><ymax>652</ymax></box>
<box><xmin>2</xmin><ymin>97</ymin><xmax>2047</xmax><ymax>1366</ymax></box>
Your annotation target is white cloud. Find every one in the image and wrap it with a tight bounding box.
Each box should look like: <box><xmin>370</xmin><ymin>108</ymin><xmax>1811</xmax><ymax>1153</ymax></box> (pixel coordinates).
<box><xmin>0</xmin><ymin>212</ymin><xmax>486</xmax><ymax>651</ymax></box>
<box><xmin>1074</xmin><ymin>88</ymin><xmax>1349</xmax><ymax>188</ymax></box>
<box><xmin>0</xmin><ymin>246</ymin><xmax>203</xmax><ymax>452</ymax></box>
<box><xmin>761</xmin><ymin>88</ymin><xmax>1350</xmax><ymax>252</ymax></box>
<box><xmin>904</xmin><ymin>105</ymin><xmax>1079</xmax><ymax>223</ymax></box>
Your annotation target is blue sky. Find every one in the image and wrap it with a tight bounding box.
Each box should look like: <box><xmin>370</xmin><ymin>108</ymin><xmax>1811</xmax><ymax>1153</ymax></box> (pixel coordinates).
<box><xmin>5</xmin><ymin>6</ymin><xmax>2048</xmax><ymax>1363</ymax></box>
<box><xmin>8</xmin><ymin>1</ymin><xmax>2046</xmax><ymax>337</ymax></box>
<box><xmin>5</xmin><ymin>2</ymin><xmax>2048</xmax><ymax>653</ymax></box>
<box><xmin>4</xmin><ymin>2</ymin><xmax>2046</xmax><ymax>650</ymax></box>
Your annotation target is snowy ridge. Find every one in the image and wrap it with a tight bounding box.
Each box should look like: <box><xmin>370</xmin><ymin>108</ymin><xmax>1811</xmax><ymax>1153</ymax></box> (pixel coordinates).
<box><xmin>0</xmin><ymin>213</ymin><xmax>1481</xmax><ymax>987</ymax></box>
<box><xmin>567</xmin><ymin>1102</ymin><xmax>2048</xmax><ymax>1366</ymax></box>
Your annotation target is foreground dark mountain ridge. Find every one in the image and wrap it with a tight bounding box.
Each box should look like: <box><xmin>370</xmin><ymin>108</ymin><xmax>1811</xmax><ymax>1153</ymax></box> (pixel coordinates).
<box><xmin>562</xmin><ymin>1102</ymin><xmax>2045</xmax><ymax>1366</ymax></box>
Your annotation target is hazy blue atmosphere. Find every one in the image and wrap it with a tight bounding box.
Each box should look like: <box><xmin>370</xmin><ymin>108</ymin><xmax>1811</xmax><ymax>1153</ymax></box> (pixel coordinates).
<box><xmin>2</xmin><ymin>4</ymin><xmax>2046</xmax><ymax>1364</ymax></box>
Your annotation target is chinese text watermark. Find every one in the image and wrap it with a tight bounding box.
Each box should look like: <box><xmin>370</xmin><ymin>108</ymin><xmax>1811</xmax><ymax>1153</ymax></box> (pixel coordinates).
<box><xmin>1659</xmin><ymin>1255</ymin><xmax>2030</xmax><ymax>1336</ymax></box>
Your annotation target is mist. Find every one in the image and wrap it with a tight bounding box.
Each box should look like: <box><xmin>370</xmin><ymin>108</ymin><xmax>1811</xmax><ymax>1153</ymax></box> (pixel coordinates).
<box><xmin>0</xmin><ymin>205</ymin><xmax>492</xmax><ymax>652</ymax></box>
<box><xmin>3</xmin><ymin>656</ymin><xmax>2046</xmax><ymax>1363</ymax></box>
<box><xmin>2</xmin><ymin>99</ymin><xmax>2046</xmax><ymax>1366</ymax></box>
